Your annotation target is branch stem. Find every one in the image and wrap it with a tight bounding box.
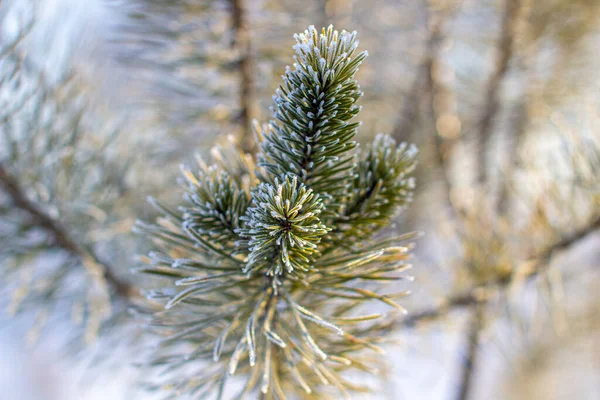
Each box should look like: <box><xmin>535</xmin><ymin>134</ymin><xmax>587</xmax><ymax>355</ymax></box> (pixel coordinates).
<box><xmin>400</xmin><ymin>215</ymin><xmax>600</xmax><ymax>328</ymax></box>
<box><xmin>454</xmin><ymin>305</ymin><xmax>485</xmax><ymax>400</ymax></box>
<box><xmin>0</xmin><ymin>164</ymin><xmax>137</xmax><ymax>300</ymax></box>
<box><xmin>230</xmin><ymin>0</ymin><xmax>255</xmax><ymax>153</ymax></box>
<box><xmin>476</xmin><ymin>0</ymin><xmax>522</xmax><ymax>184</ymax></box>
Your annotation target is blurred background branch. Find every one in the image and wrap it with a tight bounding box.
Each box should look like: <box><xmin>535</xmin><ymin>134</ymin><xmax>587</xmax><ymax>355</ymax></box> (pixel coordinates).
<box><xmin>229</xmin><ymin>0</ymin><xmax>256</xmax><ymax>153</ymax></box>
<box><xmin>400</xmin><ymin>214</ymin><xmax>600</xmax><ymax>329</ymax></box>
<box><xmin>0</xmin><ymin>164</ymin><xmax>136</xmax><ymax>299</ymax></box>
<box><xmin>476</xmin><ymin>0</ymin><xmax>524</xmax><ymax>185</ymax></box>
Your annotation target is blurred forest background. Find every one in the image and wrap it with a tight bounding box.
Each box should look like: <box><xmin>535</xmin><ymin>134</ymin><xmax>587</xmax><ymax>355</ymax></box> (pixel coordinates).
<box><xmin>1</xmin><ymin>0</ymin><xmax>599</xmax><ymax>399</ymax></box>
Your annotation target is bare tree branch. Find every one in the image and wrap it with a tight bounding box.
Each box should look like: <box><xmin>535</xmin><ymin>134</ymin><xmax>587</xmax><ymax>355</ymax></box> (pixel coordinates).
<box><xmin>393</xmin><ymin>1</ymin><xmax>458</xmax><ymax>144</ymax></box>
<box><xmin>423</xmin><ymin>1</ymin><xmax>466</xmax><ymax>222</ymax></box>
<box><xmin>448</xmin><ymin>211</ymin><xmax>597</xmax><ymax>400</ymax></box>
<box><xmin>496</xmin><ymin>0</ymin><xmax>533</xmax><ymax>213</ymax></box>
<box><xmin>476</xmin><ymin>0</ymin><xmax>522</xmax><ymax>184</ymax></box>
<box><xmin>391</xmin><ymin>3</ymin><xmax>430</xmax><ymax>143</ymax></box>
<box><xmin>400</xmin><ymin>214</ymin><xmax>600</xmax><ymax>328</ymax></box>
<box><xmin>454</xmin><ymin>304</ymin><xmax>485</xmax><ymax>400</ymax></box>
<box><xmin>496</xmin><ymin>96</ymin><xmax>529</xmax><ymax>213</ymax></box>
<box><xmin>230</xmin><ymin>0</ymin><xmax>255</xmax><ymax>153</ymax></box>
<box><xmin>390</xmin><ymin>0</ymin><xmax>465</xmax><ymax>224</ymax></box>
<box><xmin>0</xmin><ymin>163</ymin><xmax>138</xmax><ymax>300</ymax></box>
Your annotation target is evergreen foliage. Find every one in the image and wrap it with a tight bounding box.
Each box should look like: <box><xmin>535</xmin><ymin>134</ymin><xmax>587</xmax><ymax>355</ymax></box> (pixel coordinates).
<box><xmin>0</xmin><ymin>27</ymin><xmax>135</xmax><ymax>344</ymax></box>
<box><xmin>237</xmin><ymin>176</ymin><xmax>329</xmax><ymax>277</ymax></box>
<box><xmin>2</xmin><ymin>2</ymin><xmax>600</xmax><ymax>399</ymax></box>
<box><xmin>115</xmin><ymin>0</ymin><xmax>247</xmax><ymax>143</ymax></box>
<box><xmin>259</xmin><ymin>26</ymin><xmax>365</xmax><ymax>200</ymax></box>
<box><xmin>138</xmin><ymin>25</ymin><xmax>420</xmax><ymax>398</ymax></box>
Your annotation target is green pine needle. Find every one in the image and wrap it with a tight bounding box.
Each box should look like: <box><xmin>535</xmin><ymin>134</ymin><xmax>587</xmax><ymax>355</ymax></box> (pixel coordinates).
<box><xmin>137</xmin><ymin>25</ymin><xmax>419</xmax><ymax>399</ymax></box>
<box><xmin>238</xmin><ymin>176</ymin><xmax>329</xmax><ymax>277</ymax></box>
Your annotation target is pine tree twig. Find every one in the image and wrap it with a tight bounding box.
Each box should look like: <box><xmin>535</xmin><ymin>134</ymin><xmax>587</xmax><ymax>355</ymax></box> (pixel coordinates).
<box><xmin>400</xmin><ymin>291</ymin><xmax>477</xmax><ymax>327</ymax></box>
<box><xmin>496</xmin><ymin>0</ymin><xmax>533</xmax><ymax>214</ymax></box>
<box><xmin>400</xmin><ymin>214</ymin><xmax>600</xmax><ymax>328</ymax></box>
<box><xmin>496</xmin><ymin>96</ymin><xmax>528</xmax><ymax>214</ymax></box>
<box><xmin>230</xmin><ymin>0</ymin><xmax>255</xmax><ymax>153</ymax></box>
<box><xmin>0</xmin><ymin>163</ymin><xmax>138</xmax><ymax>300</ymax></box>
<box><xmin>392</xmin><ymin>0</ymin><xmax>456</xmax><ymax>142</ymax></box>
<box><xmin>535</xmin><ymin>215</ymin><xmax>600</xmax><ymax>261</ymax></box>
<box><xmin>454</xmin><ymin>304</ymin><xmax>485</xmax><ymax>400</ymax></box>
<box><xmin>425</xmin><ymin>7</ymin><xmax>465</xmax><ymax>222</ymax></box>
<box><xmin>476</xmin><ymin>0</ymin><xmax>522</xmax><ymax>184</ymax></box>
<box><xmin>407</xmin><ymin>0</ymin><xmax>466</xmax><ymax>224</ymax></box>
<box><xmin>317</xmin><ymin>0</ymin><xmax>329</xmax><ymax>30</ymax></box>
<box><xmin>137</xmin><ymin>26</ymin><xmax>419</xmax><ymax>398</ymax></box>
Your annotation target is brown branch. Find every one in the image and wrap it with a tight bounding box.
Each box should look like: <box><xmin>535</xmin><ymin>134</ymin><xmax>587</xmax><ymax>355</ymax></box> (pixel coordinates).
<box><xmin>476</xmin><ymin>0</ymin><xmax>522</xmax><ymax>184</ymax></box>
<box><xmin>392</xmin><ymin>70</ymin><xmax>424</xmax><ymax>143</ymax></box>
<box><xmin>535</xmin><ymin>215</ymin><xmax>600</xmax><ymax>261</ymax></box>
<box><xmin>496</xmin><ymin>0</ymin><xmax>533</xmax><ymax>214</ymax></box>
<box><xmin>0</xmin><ymin>164</ymin><xmax>137</xmax><ymax>300</ymax></box>
<box><xmin>393</xmin><ymin>1</ymin><xmax>449</xmax><ymax>142</ymax></box>
<box><xmin>496</xmin><ymin>96</ymin><xmax>528</xmax><ymax>214</ymax></box>
<box><xmin>317</xmin><ymin>0</ymin><xmax>329</xmax><ymax>30</ymax></box>
<box><xmin>454</xmin><ymin>304</ymin><xmax>485</xmax><ymax>400</ymax></box>
<box><xmin>401</xmin><ymin>291</ymin><xmax>477</xmax><ymax>328</ymax></box>
<box><xmin>390</xmin><ymin>1</ymin><xmax>466</xmax><ymax>225</ymax></box>
<box><xmin>400</xmin><ymin>214</ymin><xmax>600</xmax><ymax>328</ymax></box>
<box><xmin>230</xmin><ymin>0</ymin><xmax>255</xmax><ymax>153</ymax></box>
<box><xmin>422</xmin><ymin>1</ymin><xmax>466</xmax><ymax>222</ymax></box>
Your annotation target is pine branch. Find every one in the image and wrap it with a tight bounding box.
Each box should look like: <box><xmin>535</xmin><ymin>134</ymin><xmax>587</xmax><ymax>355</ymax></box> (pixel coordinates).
<box><xmin>496</xmin><ymin>0</ymin><xmax>533</xmax><ymax>214</ymax></box>
<box><xmin>237</xmin><ymin>176</ymin><xmax>329</xmax><ymax>277</ymax></box>
<box><xmin>136</xmin><ymin>26</ymin><xmax>418</xmax><ymax>398</ymax></box>
<box><xmin>0</xmin><ymin>18</ymin><xmax>144</xmax><ymax>345</ymax></box>
<box><xmin>400</xmin><ymin>214</ymin><xmax>600</xmax><ymax>328</ymax></box>
<box><xmin>454</xmin><ymin>305</ymin><xmax>485</xmax><ymax>400</ymax></box>
<box><xmin>259</xmin><ymin>26</ymin><xmax>366</xmax><ymax>197</ymax></box>
<box><xmin>391</xmin><ymin>0</ymin><xmax>465</xmax><ymax>223</ymax></box>
<box><xmin>496</xmin><ymin>97</ymin><xmax>529</xmax><ymax>214</ymax></box>
<box><xmin>114</xmin><ymin>0</ymin><xmax>243</xmax><ymax>145</ymax></box>
<box><xmin>423</xmin><ymin>1</ymin><xmax>466</xmax><ymax>223</ymax></box>
<box><xmin>180</xmin><ymin>164</ymin><xmax>250</xmax><ymax>253</ymax></box>
<box><xmin>326</xmin><ymin>134</ymin><xmax>417</xmax><ymax>245</ymax></box>
<box><xmin>0</xmin><ymin>164</ymin><xmax>137</xmax><ymax>300</ymax></box>
<box><xmin>392</xmin><ymin>0</ymin><xmax>458</xmax><ymax>142</ymax></box>
<box><xmin>230</xmin><ymin>0</ymin><xmax>256</xmax><ymax>153</ymax></box>
<box><xmin>476</xmin><ymin>0</ymin><xmax>523</xmax><ymax>184</ymax></box>
<box><xmin>535</xmin><ymin>215</ymin><xmax>600</xmax><ymax>261</ymax></box>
